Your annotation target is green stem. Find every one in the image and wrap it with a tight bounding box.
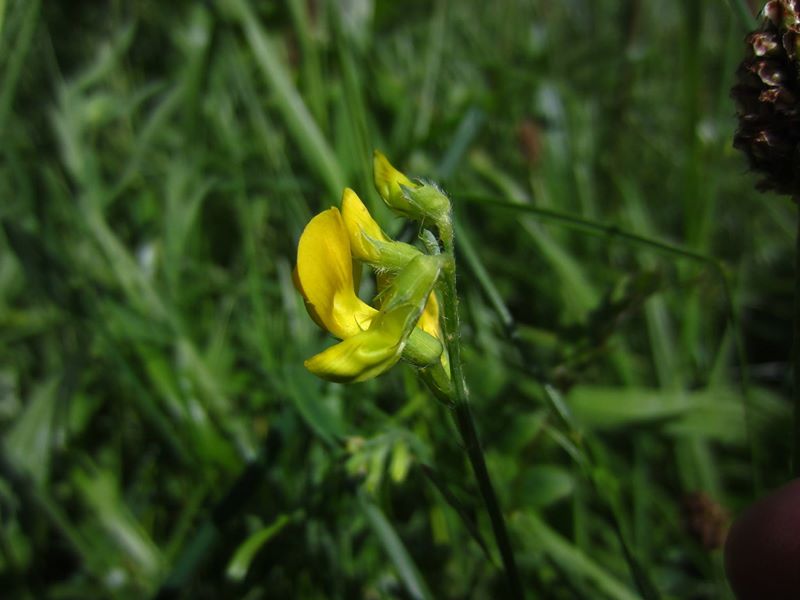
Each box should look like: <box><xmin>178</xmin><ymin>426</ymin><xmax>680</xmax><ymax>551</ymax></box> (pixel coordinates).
<box><xmin>436</xmin><ymin>220</ymin><xmax>525</xmax><ymax>600</ymax></box>
<box><xmin>794</xmin><ymin>203</ymin><xmax>800</xmax><ymax>477</ymax></box>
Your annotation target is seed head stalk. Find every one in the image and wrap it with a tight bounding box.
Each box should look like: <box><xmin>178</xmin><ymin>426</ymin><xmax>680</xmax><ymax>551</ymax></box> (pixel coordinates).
<box><xmin>730</xmin><ymin>1</ymin><xmax>800</xmax><ymax>480</ymax></box>
<box><xmin>794</xmin><ymin>201</ymin><xmax>800</xmax><ymax>477</ymax></box>
<box><xmin>435</xmin><ymin>217</ymin><xmax>525</xmax><ymax>600</ymax></box>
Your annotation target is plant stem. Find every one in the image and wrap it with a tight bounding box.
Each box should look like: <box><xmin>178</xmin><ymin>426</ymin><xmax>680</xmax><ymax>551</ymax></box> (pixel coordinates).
<box><xmin>436</xmin><ymin>221</ymin><xmax>525</xmax><ymax>600</ymax></box>
<box><xmin>794</xmin><ymin>203</ymin><xmax>800</xmax><ymax>477</ymax></box>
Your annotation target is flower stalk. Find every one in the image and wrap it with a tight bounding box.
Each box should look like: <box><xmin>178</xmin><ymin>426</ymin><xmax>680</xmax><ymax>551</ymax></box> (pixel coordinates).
<box><xmin>732</xmin><ymin>1</ymin><xmax>800</xmax><ymax>479</ymax></box>
<box><xmin>436</xmin><ymin>221</ymin><xmax>525</xmax><ymax>600</ymax></box>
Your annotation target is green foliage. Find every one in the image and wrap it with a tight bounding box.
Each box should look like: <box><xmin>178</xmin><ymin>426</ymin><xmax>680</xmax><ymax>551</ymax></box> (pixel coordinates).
<box><xmin>0</xmin><ymin>0</ymin><xmax>790</xmax><ymax>598</ymax></box>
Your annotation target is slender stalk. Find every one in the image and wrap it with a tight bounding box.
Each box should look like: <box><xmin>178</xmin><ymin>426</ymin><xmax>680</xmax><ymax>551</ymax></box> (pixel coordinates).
<box><xmin>728</xmin><ymin>0</ymin><xmax>756</xmax><ymax>32</ymax></box>
<box><xmin>436</xmin><ymin>220</ymin><xmax>525</xmax><ymax>600</ymax></box>
<box><xmin>794</xmin><ymin>203</ymin><xmax>800</xmax><ymax>477</ymax></box>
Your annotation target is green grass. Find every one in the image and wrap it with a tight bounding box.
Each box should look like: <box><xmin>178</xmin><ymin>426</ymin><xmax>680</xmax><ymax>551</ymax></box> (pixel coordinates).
<box><xmin>0</xmin><ymin>1</ymin><xmax>793</xmax><ymax>598</ymax></box>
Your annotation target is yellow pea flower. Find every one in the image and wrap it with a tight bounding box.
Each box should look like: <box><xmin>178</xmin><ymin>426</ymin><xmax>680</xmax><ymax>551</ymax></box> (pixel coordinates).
<box><xmin>295</xmin><ymin>206</ymin><xmax>443</xmax><ymax>382</ymax></box>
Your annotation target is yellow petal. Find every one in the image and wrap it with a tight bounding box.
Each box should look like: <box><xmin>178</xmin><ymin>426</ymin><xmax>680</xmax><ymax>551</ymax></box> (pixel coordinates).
<box><xmin>292</xmin><ymin>265</ymin><xmax>326</xmax><ymax>331</ymax></box>
<box><xmin>304</xmin><ymin>305</ymin><xmax>413</xmax><ymax>382</ymax></box>
<box><xmin>304</xmin><ymin>328</ymin><xmax>402</xmax><ymax>383</ymax></box>
<box><xmin>341</xmin><ymin>188</ymin><xmax>388</xmax><ymax>263</ymax></box>
<box><xmin>352</xmin><ymin>258</ymin><xmax>362</xmax><ymax>294</ymax></box>
<box><xmin>417</xmin><ymin>292</ymin><xmax>441</xmax><ymax>340</ymax></box>
<box><xmin>373</xmin><ymin>150</ymin><xmax>417</xmax><ymax>215</ymax></box>
<box><xmin>296</xmin><ymin>207</ymin><xmax>376</xmax><ymax>339</ymax></box>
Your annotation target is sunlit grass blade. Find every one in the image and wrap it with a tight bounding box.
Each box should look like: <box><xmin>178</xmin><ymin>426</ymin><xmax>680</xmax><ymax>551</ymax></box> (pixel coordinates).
<box><xmin>226</xmin><ymin>512</ymin><xmax>300</xmax><ymax>581</ymax></box>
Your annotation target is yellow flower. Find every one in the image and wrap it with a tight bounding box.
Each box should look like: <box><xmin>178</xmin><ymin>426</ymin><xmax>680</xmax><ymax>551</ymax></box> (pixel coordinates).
<box><xmin>295</xmin><ymin>205</ymin><xmax>442</xmax><ymax>382</ymax></box>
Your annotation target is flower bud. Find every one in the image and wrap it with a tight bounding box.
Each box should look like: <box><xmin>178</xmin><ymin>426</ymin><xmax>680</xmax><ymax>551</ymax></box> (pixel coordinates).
<box><xmin>401</xmin><ymin>181</ymin><xmax>451</xmax><ymax>223</ymax></box>
<box><xmin>373</xmin><ymin>150</ymin><xmax>415</xmax><ymax>211</ymax></box>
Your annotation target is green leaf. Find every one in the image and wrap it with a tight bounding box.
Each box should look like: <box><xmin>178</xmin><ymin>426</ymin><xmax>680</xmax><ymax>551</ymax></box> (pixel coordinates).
<box><xmin>5</xmin><ymin>378</ymin><xmax>58</xmax><ymax>486</ymax></box>
<box><xmin>72</xmin><ymin>467</ymin><xmax>163</xmax><ymax>588</ymax></box>
<box><xmin>566</xmin><ymin>385</ymin><xmax>784</xmax><ymax>443</ymax></box>
<box><xmin>226</xmin><ymin>513</ymin><xmax>296</xmax><ymax>582</ymax></box>
<box><xmin>284</xmin><ymin>365</ymin><xmax>347</xmax><ymax>446</ymax></box>
<box><xmin>518</xmin><ymin>465</ymin><xmax>575</xmax><ymax>508</ymax></box>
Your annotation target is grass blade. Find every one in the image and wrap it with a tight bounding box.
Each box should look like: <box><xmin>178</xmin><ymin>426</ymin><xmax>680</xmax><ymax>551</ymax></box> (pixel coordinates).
<box><xmin>223</xmin><ymin>0</ymin><xmax>345</xmax><ymax>196</ymax></box>
<box><xmin>359</xmin><ymin>492</ymin><xmax>433</xmax><ymax>600</ymax></box>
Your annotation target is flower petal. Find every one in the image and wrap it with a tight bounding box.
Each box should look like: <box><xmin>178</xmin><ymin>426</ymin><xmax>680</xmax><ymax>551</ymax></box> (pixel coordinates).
<box><xmin>304</xmin><ymin>306</ymin><xmax>414</xmax><ymax>382</ymax></box>
<box><xmin>417</xmin><ymin>291</ymin><xmax>441</xmax><ymax>340</ymax></box>
<box><xmin>304</xmin><ymin>327</ymin><xmax>402</xmax><ymax>383</ymax></box>
<box><xmin>292</xmin><ymin>265</ymin><xmax>327</xmax><ymax>331</ymax></box>
<box><xmin>296</xmin><ymin>207</ymin><xmax>376</xmax><ymax>339</ymax></box>
<box><xmin>373</xmin><ymin>150</ymin><xmax>416</xmax><ymax>213</ymax></box>
<box><xmin>341</xmin><ymin>188</ymin><xmax>388</xmax><ymax>263</ymax></box>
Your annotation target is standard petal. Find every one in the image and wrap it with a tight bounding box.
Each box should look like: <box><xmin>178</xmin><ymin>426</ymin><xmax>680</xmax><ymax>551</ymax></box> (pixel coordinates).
<box><xmin>296</xmin><ymin>207</ymin><xmax>376</xmax><ymax>338</ymax></box>
<box><xmin>292</xmin><ymin>265</ymin><xmax>326</xmax><ymax>331</ymax></box>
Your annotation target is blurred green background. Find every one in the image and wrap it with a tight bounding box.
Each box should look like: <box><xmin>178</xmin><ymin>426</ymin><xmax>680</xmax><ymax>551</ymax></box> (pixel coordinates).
<box><xmin>0</xmin><ymin>0</ymin><xmax>792</xmax><ymax>598</ymax></box>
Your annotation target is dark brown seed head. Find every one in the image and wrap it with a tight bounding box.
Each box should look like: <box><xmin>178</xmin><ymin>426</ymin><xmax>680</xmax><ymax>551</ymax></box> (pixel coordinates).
<box><xmin>732</xmin><ymin>1</ymin><xmax>800</xmax><ymax>195</ymax></box>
